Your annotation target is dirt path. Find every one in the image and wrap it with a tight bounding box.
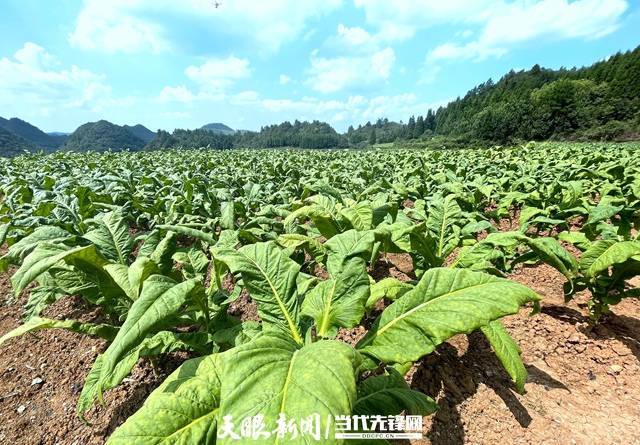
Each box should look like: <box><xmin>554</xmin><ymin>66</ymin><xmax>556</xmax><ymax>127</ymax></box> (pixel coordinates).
<box><xmin>1</xmin><ymin>261</ymin><xmax>639</xmax><ymax>444</ymax></box>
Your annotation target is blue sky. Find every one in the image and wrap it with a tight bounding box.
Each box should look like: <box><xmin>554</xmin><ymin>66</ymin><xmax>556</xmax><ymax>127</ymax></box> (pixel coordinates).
<box><xmin>0</xmin><ymin>0</ymin><xmax>639</xmax><ymax>133</ymax></box>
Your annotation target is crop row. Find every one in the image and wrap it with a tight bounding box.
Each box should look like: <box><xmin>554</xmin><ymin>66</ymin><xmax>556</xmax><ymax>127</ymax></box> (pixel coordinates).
<box><xmin>0</xmin><ymin>142</ymin><xmax>639</xmax><ymax>444</ymax></box>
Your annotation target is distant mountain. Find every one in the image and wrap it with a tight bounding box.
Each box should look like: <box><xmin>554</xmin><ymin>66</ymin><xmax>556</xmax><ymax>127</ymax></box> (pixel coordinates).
<box><xmin>63</xmin><ymin>120</ymin><xmax>147</xmax><ymax>152</ymax></box>
<box><xmin>0</xmin><ymin>117</ymin><xmax>61</xmax><ymax>151</ymax></box>
<box><xmin>47</xmin><ymin>131</ymin><xmax>70</xmax><ymax>136</ymax></box>
<box><xmin>123</xmin><ymin>124</ymin><xmax>156</xmax><ymax>143</ymax></box>
<box><xmin>0</xmin><ymin>126</ymin><xmax>36</xmax><ymax>157</ymax></box>
<box><xmin>201</xmin><ymin>122</ymin><xmax>235</xmax><ymax>135</ymax></box>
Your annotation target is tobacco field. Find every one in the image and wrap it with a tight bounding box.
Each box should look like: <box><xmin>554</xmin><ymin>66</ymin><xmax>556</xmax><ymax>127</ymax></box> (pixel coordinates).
<box><xmin>0</xmin><ymin>142</ymin><xmax>639</xmax><ymax>444</ymax></box>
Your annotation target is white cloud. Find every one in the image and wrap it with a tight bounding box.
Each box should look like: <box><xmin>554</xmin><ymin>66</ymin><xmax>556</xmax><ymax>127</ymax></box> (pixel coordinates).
<box><xmin>336</xmin><ymin>24</ymin><xmax>373</xmax><ymax>47</ymax></box>
<box><xmin>306</xmin><ymin>47</ymin><xmax>395</xmax><ymax>94</ymax></box>
<box><xmin>355</xmin><ymin>0</ymin><xmax>627</xmax><ymax>61</ymax></box>
<box><xmin>429</xmin><ymin>0</ymin><xmax>628</xmax><ymax>62</ymax></box>
<box><xmin>323</xmin><ymin>23</ymin><xmax>386</xmax><ymax>55</ymax></box>
<box><xmin>354</xmin><ymin>0</ymin><xmax>492</xmax><ymax>41</ymax></box>
<box><xmin>158</xmin><ymin>56</ymin><xmax>251</xmax><ymax>103</ymax></box>
<box><xmin>69</xmin><ymin>0</ymin><xmax>343</xmax><ymax>54</ymax></box>
<box><xmin>429</xmin><ymin>42</ymin><xmax>506</xmax><ymax>61</ymax></box>
<box><xmin>159</xmin><ymin>85</ymin><xmax>197</xmax><ymax>103</ymax></box>
<box><xmin>0</xmin><ymin>42</ymin><xmax>113</xmax><ymax>114</ymax></box>
<box><xmin>13</xmin><ymin>42</ymin><xmax>56</xmax><ymax>68</ymax></box>
<box><xmin>69</xmin><ymin>1</ymin><xmax>168</xmax><ymax>53</ymax></box>
<box><xmin>185</xmin><ymin>56</ymin><xmax>251</xmax><ymax>91</ymax></box>
<box><xmin>279</xmin><ymin>74</ymin><xmax>292</xmax><ymax>85</ymax></box>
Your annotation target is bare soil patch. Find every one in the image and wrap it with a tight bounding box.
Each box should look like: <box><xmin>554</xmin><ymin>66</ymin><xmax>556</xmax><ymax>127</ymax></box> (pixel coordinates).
<box><xmin>0</xmin><ymin>279</ymin><xmax>183</xmax><ymax>445</ymax></box>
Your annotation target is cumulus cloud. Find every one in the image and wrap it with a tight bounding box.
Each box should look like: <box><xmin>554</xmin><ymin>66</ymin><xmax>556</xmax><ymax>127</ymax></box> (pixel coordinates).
<box><xmin>159</xmin><ymin>55</ymin><xmax>251</xmax><ymax>103</ymax></box>
<box><xmin>306</xmin><ymin>47</ymin><xmax>395</xmax><ymax>93</ymax></box>
<box><xmin>355</xmin><ymin>0</ymin><xmax>627</xmax><ymax>63</ymax></box>
<box><xmin>69</xmin><ymin>2</ymin><xmax>168</xmax><ymax>54</ymax></box>
<box><xmin>336</xmin><ymin>24</ymin><xmax>372</xmax><ymax>47</ymax></box>
<box><xmin>69</xmin><ymin>0</ymin><xmax>343</xmax><ymax>54</ymax></box>
<box><xmin>185</xmin><ymin>56</ymin><xmax>251</xmax><ymax>90</ymax></box>
<box><xmin>0</xmin><ymin>42</ymin><xmax>113</xmax><ymax>114</ymax></box>
<box><xmin>354</xmin><ymin>0</ymin><xmax>493</xmax><ymax>41</ymax></box>
<box><xmin>159</xmin><ymin>85</ymin><xmax>198</xmax><ymax>103</ymax></box>
<box><xmin>428</xmin><ymin>0</ymin><xmax>628</xmax><ymax>62</ymax></box>
<box><xmin>279</xmin><ymin>74</ymin><xmax>292</xmax><ymax>85</ymax></box>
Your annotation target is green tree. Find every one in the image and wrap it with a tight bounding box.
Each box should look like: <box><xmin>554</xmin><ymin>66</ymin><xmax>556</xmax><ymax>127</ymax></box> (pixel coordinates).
<box><xmin>407</xmin><ymin>116</ymin><xmax>416</xmax><ymax>139</ymax></box>
<box><xmin>369</xmin><ymin>129</ymin><xmax>377</xmax><ymax>145</ymax></box>
<box><xmin>414</xmin><ymin>116</ymin><xmax>425</xmax><ymax>138</ymax></box>
<box><xmin>425</xmin><ymin>109</ymin><xmax>436</xmax><ymax>132</ymax></box>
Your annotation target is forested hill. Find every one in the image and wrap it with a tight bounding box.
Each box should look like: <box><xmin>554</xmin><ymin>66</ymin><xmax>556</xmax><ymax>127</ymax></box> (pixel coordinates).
<box><xmin>201</xmin><ymin>123</ymin><xmax>236</xmax><ymax>135</ymax></box>
<box><xmin>62</xmin><ymin>120</ymin><xmax>147</xmax><ymax>152</ymax></box>
<box><xmin>123</xmin><ymin>124</ymin><xmax>156</xmax><ymax>143</ymax></box>
<box><xmin>428</xmin><ymin>46</ymin><xmax>640</xmax><ymax>143</ymax></box>
<box><xmin>234</xmin><ymin>121</ymin><xmax>343</xmax><ymax>149</ymax></box>
<box><xmin>0</xmin><ymin>127</ymin><xmax>36</xmax><ymax>157</ymax></box>
<box><xmin>345</xmin><ymin>46</ymin><xmax>640</xmax><ymax>145</ymax></box>
<box><xmin>0</xmin><ymin>117</ymin><xmax>62</xmax><ymax>152</ymax></box>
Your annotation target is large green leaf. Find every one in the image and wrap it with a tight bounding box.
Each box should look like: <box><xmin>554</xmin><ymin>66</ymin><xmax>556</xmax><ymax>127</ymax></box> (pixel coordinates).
<box><xmin>3</xmin><ymin>226</ymin><xmax>72</xmax><ymax>262</ymax></box>
<box><xmin>340</xmin><ymin>201</ymin><xmax>373</xmax><ymax>230</ymax></box>
<box><xmin>150</xmin><ymin>231</ymin><xmax>178</xmax><ymax>274</ymax></box>
<box><xmin>83</xmin><ymin>211</ymin><xmax>133</xmax><ymax>264</ymax></box>
<box><xmin>480</xmin><ymin>320</ymin><xmax>527</xmax><ymax>394</ymax></box>
<box><xmin>365</xmin><ymin>277</ymin><xmax>413</xmax><ymax>310</ymax></box>
<box><xmin>277</xmin><ymin>233</ymin><xmax>327</xmax><ymax>263</ymax></box>
<box><xmin>0</xmin><ymin>223</ymin><xmax>9</xmax><ymax>246</ymax></box>
<box><xmin>585</xmin><ymin>203</ymin><xmax>624</xmax><ymax>226</ymax></box>
<box><xmin>580</xmin><ymin>240</ymin><xmax>640</xmax><ymax>278</ymax></box>
<box><xmin>450</xmin><ymin>242</ymin><xmax>502</xmax><ymax>271</ymax></box>
<box><xmin>220</xmin><ymin>201</ymin><xmax>236</xmax><ymax>230</ymax></box>
<box><xmin>354</xmin><ymin>368</ymin><xmax>436</xmax><ymax>416</ymax></box>
<box><xmin>284</xmin><ymin>204</ymin><xmax>339</xmax><ymax>238</ymax></box>
<box><xmin>212</xmin><ymin>321</ymin><xmax>262</xmax><ymax>348</ymax></box>
<box><xmin>106</xmin><ymin>354</ymin><xmax>223</xmax><ymax>445</ymax></box>
<box><xmin>215</xmin><ymin>242</ymin><xmax>303</xmax><ymax>344</ymax></box>
<box><xmin>324</xmin><ymin>229</ymin><xmax>376</xmax><ymax>273</ymax></box>
<box><xmin>97</xmin><ymin>276</ymin><xmax>201</xmax><ymax>398</ymax></box>
<box><xmin>426</xmin><ymin>194</ymin><xmax>462</xmax><ymax>258</ymax></box>
<box><xmin>525</xmin><ymin>237</ymin><xmax>578</xmax><ymax>282</ymax></box>
<box><xmin>0</xmin><ymin>316</ymin><xmax>118</xmax><ymax>346</ymax></box>
<box><xmin>373</xmin><ymin>222</ymin><xmax>430</xmax><ymax>256</ymax></box>
<box><xmin>219</xmin><ymin>334</ymin><xmax>360</xmax><ymax>445</ymax></box>
<box><xmin>357</xmin><ymin>268</ymin><xmax>539</xmax><ymax>364</ymax></box>
<box><xmin>104</xmin><ymin>256</ymin><xmax>159</xmax><ymax>301</ymax></box>
<box><xmin>11</xmin><ymin>243</ymin><xmax>108</xmax><ymax>296</ymax></box>
<box><xmin>78</xmin><ymin>331</ymin><xmax>205</xmax><ymax>417</ymax></box>
<box><xmin>301</xmin><ymin>257</ymin><xmax>370</xmax><ymax>337</ymax></box>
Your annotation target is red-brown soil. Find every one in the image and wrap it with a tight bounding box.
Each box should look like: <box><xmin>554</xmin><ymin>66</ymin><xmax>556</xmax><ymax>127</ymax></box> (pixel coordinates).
<box><xmin>408</xmin><ymin>263</ymin><xmax>640</xmax><ymax>444</ymax></box>
<box><xmin>0</xmin><ymin>275</ymin><xmax>184</xmax><ymax>445</ymax></box>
